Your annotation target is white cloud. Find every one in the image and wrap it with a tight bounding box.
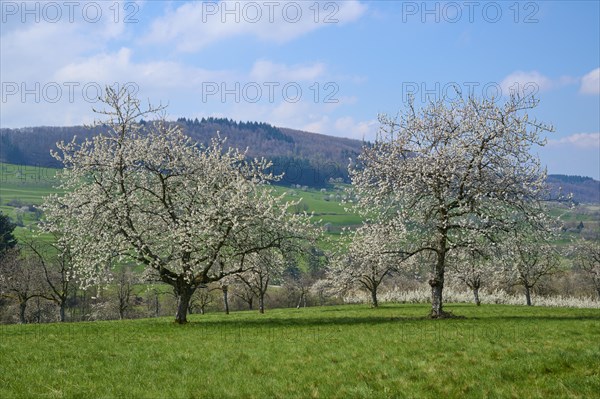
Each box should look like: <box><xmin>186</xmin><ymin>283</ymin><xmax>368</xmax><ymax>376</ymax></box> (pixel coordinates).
<box><xmin>580</xmin><ymin>68</ymin><xmax>600</xmax><ymax>95</ymax></box>
<box><xmin>500</xmin><ymin>71</ymin><xmax>554</xmax><ymax>96</ymax></box>
<box><xmin>54</xmin><ymin>48</ymin><xmax>231</xmax><ymax>89</ymax></box>
<box><xmin>250</xmin><ymin>60</ymin><xmax>326</xmax><ymax>82</ymax></box>
<box><xmin>1</xmin><ymin>23</ymin><xmax>91</xmax><ymax>82</ymax></box>
<box><xmin>219</xmin><ymin>98</ymin><xmax>377</xmax><ymax>141</ymax></box>
<box><xmin>547</xmin><ymin>133</ymin><xmax>600</xmax><ymax>149</ymax></box>
<box><xmin>499</xmin><ymin>71</ymin><xmax>581</xmax><ymax>97</ymax></box>
<box><xmin>0</xmin><ymin>27</ymin><xmax>100</xmax><ymax>126</ymax></box>
<box><xmin>0</xmin><ymin>1</ymin><xmax>368</xmax><ymax>132</ymax></box>
<box><xmin>334</xmin><ymin>116</ymin><xmax>378</xmax><ymax>140</ymax></box>
<box><xmin>539</xmin><ymin>133</ymin><xmax>600</xmax><ymax>180</ymax></box>
<box><xmin>1</xmin><ymin>44</ymin><xmax>236</xmax><ymax>127</ymax></box>
<box><xmin>302</xmin><ymin>117</ymin><xmax>331</xmax><ymax>134</ymax></box>
<box><xmin>218</xmin><ymin>100</ymin><xmax>324</xmax><ymax>133</ymax></box>
<box><xmin>0</xmin><ymin>2</ymin><xmax>145</xmax><ymax>126</ymax></box>
<box><xmin>144</xmin><ymin>0</ymin><xmax>367</xmax><ymax>52</ymax></box>
<box><xmin>3</xmin><ymin>34</ymin><xmax>353</xmax><ymax>128</ymax></box>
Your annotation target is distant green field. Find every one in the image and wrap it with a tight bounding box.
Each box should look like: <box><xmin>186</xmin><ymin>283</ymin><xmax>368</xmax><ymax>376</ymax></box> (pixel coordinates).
<box><xmin>549</xmin><ymin>206</ymin><xmax>600</xmax><ymax>222</ymax></box>
<box><xmin>0</xmin><ymin>163</ymin><xmax>60</xmax><ymax>202</ymax></box>
<box><xmin>1</xmin><ymin>303</ymin><xmax>598</xmax><ymax>399</ymax></box>
<box><xmin>273</xmin><ymin>185</ymin><xmax>362</xmax><ymax>227</ymax></box>
<box><xmin>1</xmin><ymin>162</ymin><xmax>598</xmax><ymax>242</ymax></box>
<box><xmin>0</xmin><ymin>163</ymin><xmax>61</xmax><ymax>240</ymax></box>
<box><xmin>0</xmin><ymin>163</ymin><xmax>361</xmax><ymax>240</ymax></box>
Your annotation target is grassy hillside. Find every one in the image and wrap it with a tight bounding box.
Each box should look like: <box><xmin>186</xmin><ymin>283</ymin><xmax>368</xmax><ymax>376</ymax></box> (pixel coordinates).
<box><xmin>0</xmin><ymin>162</ymin><xmax>361</xmax><ymax>239</ymax></box>
<box><xmin>0</xmin><ymin>163</ymin><xmax>61</xmax><ymax>241</ymax></box>
<box><xmin>1</xmin><ymin>303</ymin><xmax>599</xmax><ymax>398</ymax></box>
<box><xmin>1</xmin><ymin>162</ymin><xmax>597</xmax><ymax>242</ymax></box>
<box><xmin>1</xmin><ymin>121</ymin><xmax>364</xmax><ymax>187</ymax></box>
<box><xmin>273</xmin><ymin>185</ymin><xmax>362</xmax><ymax>228</ymax></box>
<box><xmin>4</xmin><ymin>125</ymin><xmax>599</xmax><ymax>200</ymax></box>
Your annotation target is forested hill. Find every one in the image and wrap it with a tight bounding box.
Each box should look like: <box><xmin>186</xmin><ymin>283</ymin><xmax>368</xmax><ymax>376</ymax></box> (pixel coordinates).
<box><xmin>1</xmin><ymin>120</ymin><xmax>599</xmax><ymax>201</ymax></box>
<box><xmin>547</xmin><ymin>175</ymin><xmax>600</xmax><ymax>204</ymax></box>
<box><xmin>0</xmin><ymin>118</ymin><xmax>363</xmax><ymax>188</ymax></box>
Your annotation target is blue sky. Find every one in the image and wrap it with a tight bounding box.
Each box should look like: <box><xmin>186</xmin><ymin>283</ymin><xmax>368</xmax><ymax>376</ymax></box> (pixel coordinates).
<box><xmin>1</xmin><ymin>1</ymin><xmax>599</xmax><ymax>178</ymax></box>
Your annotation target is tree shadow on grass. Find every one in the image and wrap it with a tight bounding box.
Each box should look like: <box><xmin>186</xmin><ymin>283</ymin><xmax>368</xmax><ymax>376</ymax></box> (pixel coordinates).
<box><xmin>473</xmin><ymin>315</ymin><xmax>600</xmax><ymax>322</ymax></box>
<box><xmin>178</xmin><ymin>309</ymin><xmax>600</xmax><ymax>331</ymax></box>
<box><xmin>181</xmin><ymin>315</ymin><xmax>430</xmax><ymax>330</ymax></box>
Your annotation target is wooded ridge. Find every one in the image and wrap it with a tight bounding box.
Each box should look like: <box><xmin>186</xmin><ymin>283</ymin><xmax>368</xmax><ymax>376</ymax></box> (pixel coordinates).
<box><xmin>1</xmin><ymin>118</ymin><xmax>598</xmax><ymax>201</ymax></box>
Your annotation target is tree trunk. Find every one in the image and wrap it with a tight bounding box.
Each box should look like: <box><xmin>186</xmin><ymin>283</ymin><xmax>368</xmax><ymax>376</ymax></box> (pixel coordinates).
<box><xmin>296</xmin><ymin>291</ymin><xmax>305</xmax><ymax>309</ymax></box>
<box><xmin>596</xmin><ymin>285</ymin><xmax>600</xmax><ymax>301</ymax></box>
<box><xmin>473</xmin><ymin>286</ymin><xmax>481</xmax><ymax>306</ymax></box>
<box><xmin>429</xmin><ymin>251</ymin><xmax>446</xmax><ymax>318</ymax></box>
<box><xmin>59</xmin><ymin>301</ymin><xmax>66</xmax><ymax>322</ymax></box>
<box><xmin>119</xmin><ymin>297</ymin><xmax>126</xmax><ymax>320</ymax></box>
<box><xmin>222</xmin><ymin>286</ymin><xmax>229</xmax><ymax>315</ymax></box>
<box><xmin>524</xmin><ymin>285</ymin><xmax>532</xmax><ymax>306</ymax></box>
<box><xmin>19</xmin><ymin>301</ymin><xmax>27</xmax><ymax>324</ymax></box>
<box><xmin>35</xmin><ymin>297</ymin><xmax>42</xmax><ymax>323</ymax></box>
<box><xmin>370</xmin><ymin>288</ymin><xmax>379</xmax><ymax>308</ymax></box>
<box><xmin>175</xmin><ymin>286</ymin><xmax>195</xmax><ymax>324</ymax></box>
<box><xmin>154</xmin><ymin>292</ymin><xmax>160</xmax><ymax>317</ymax></box>
<box><xmin>258</xmin><ymin>293</ymin><xmax>265</xmax><ymax>314</ymax></box>
<box><xmin>248</xmin><ymin>297</ymin><xmax>253</xmax><ymax>311</ymax></box>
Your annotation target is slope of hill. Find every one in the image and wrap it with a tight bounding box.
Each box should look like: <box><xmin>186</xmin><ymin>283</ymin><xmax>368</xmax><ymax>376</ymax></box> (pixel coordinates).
<box><xmin>547</xmin><ymin>175</ymin><xmax>600</xmax><ymax>204</ymax></box>
<box><xmin>0</xmin><ymin>118</ymin><xmax>363</xmax><ymax>188</ymax></box>
<box><xmin>1</xmin><ymin>160</ymin><xmax>597</xmax><ymax>245</ymax></box>
<box><xmin>1</xmin><ymin>120</ymin><xmax>599</xmax><ymax>201</ymax></box>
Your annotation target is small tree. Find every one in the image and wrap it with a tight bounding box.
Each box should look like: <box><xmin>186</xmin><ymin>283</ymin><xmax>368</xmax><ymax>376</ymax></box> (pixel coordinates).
<box><xmin>42</xmin><ymin>87</ymin><xmax>313</xmax><ymax>324</ymax></box>
<box><xmin>447</xmin><ymin>248</ymin><xmax>498</xmax><ymax>306</ymax></box>
<box><xmin>189</xmin><ymin>285</ymin><xmax>216</xmax><ymax>315</ymax></box>
<box><xmin>576</xmin><ymin>239</ymin><xmax>600</xmax><ymax>299</ymax></box>
<box><xmin>282</xmin><ymin>257</ymin><xmax>314</xmax><ymax>309</ymax></box>
<box><xmin>323</xmin><ymin>224</ymin><xmax>401</xmax><ymax>307</ymax></box>
<box><xmin>144</xmin><ymin>287</ymin><xmax>164</xmax><ymax>318</ymax></box>
<box><xmin>221</xmin><ymin>283</ymin><xmax>230</xmax><ymax>315</ymax></box>
<box><xmin>0</xmin><ymin>211</ymin><xmax>17</xmax><ymax>256</ymax></box>
<box><xmin>351</xmin><ymin>94</ymin><xmax>552</xmax><ymax>317</ymax></box>
<box><xmin>0</xmin><ymin>249</ymin><xmax>44</xmax><ymax>323</ymax></box>
<box><xmin>114</xmin><ymin>266</ymin><xmax>137</xmax><ymax>320</ymax></box>
<box><xmin>502</xmin><ymin>231</ymin><xmax>561</xmax><ymax>306</ymax></box>
<box><xmin>22</xmin><ymin>235</ymin><xmax>75</xmax><ymax>322</ymax></box>
<box><xmin>230</xmin><ymin>277</ymin><xmax>256</xmax><ymax>310</ymax></box>
<box><xmin>234</xmin><ymin>249</ymin><xmax>284</xmax><ymax>313</ymax></box>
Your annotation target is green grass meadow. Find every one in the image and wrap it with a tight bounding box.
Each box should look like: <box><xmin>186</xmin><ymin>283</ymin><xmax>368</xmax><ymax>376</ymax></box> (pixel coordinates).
<box><xmin>1</xmin><ymin>163</ymin><xmax>599</xmax><ymax>398</ymax></box>
<box><xmin>1</xmin><ymin>304</ymin><xmax>599</xmax><ymax>399</ymax></box>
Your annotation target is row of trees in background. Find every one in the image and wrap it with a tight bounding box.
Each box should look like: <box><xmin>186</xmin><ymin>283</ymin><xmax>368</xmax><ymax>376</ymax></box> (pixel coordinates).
<box><xmin>0</xmin><ymin>224</ymin><xmax>598</xmax><ymax>324</ymax></box>
<box><xmin>1</xmin><ymin>208</ymin><xmax>598</xmax><ymax>324</ymax></box>
<box><xmin>1</xmin><ymin>87</ymin><xmax>599</xmax><ymax>324</ymax></box>
<box><xmin>0</xmin><ymin>210</ymin><xmax>330</xmax><ymax>323</ymax></box>
<box><xmin>316</xmin><ymin>216</ymin><xmax>598</xmax><ymax>309</ymax></box>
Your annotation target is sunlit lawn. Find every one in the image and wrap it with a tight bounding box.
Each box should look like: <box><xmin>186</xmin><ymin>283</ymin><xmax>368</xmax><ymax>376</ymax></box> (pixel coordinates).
<box><xmin>1</xmin><ymin>303</ymin><xmax>599</xmax><ymax>398</ymax></box>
